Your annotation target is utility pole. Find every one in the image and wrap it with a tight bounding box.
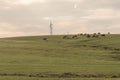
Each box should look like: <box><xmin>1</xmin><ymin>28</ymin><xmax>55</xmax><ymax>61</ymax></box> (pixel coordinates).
<box><xmin>50</xmin><ymin>20</ymin><xmax>53</xmax><ymax>35</ymax></box>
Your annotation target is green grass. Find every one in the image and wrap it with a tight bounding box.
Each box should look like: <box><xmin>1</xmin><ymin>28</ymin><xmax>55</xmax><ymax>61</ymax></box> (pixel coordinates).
<box><xmin>0</xmin><ymin>34</ymin><xmax>119</xmax><ymax>79</ymax></box>
<box><xmin>0</xmin><ymin>77</ymin><xmax>120</xmax><ymax>80</ymax></box>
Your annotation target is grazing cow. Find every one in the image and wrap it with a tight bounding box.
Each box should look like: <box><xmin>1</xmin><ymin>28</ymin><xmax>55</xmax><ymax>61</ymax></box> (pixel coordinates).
<box><xmin>63</xmin><ymin>36</ymin><xmax>67</xmax><ymax>39</ymax></box>
<box><xmin>72</xmin><ymin>35</ymin><xmax>78</xmax><ymax>39</ymax></box>
<box><xmin>98</xmin><ymin>32</ymin><xmax>101</xmax><ymax>35</ymax></box>
<box><xmin>92</xmin><ymin>33</ymin><xmax>99</xmax><ymax>38</ymax></box>
<box><xmin>108</xmin><ymin>32</ymin><xmax>110</xmax><ymax>34</ymax></box>
<box><xmin>43</xmin><ymin>38</ymin><xmax>48</xmax><ymax>40</ymax></box>
<box><xmin>87</xmin><ymin>34</ymin><xmax>91</xmax><ymax>38</ymax></box>
<box><xmin>101</xmin><ymin>34</ymin><xmax>106</xmax><ymax>37</ymax></box>
<box><xmin>80</xmin><ymin>33</ymin><xmax>83</xmax><ymax>36</ymax></box>
<box><xmin>63</xmin><ymin>36</ymin><xmax>71</xmax><ymax>39</ymax></box>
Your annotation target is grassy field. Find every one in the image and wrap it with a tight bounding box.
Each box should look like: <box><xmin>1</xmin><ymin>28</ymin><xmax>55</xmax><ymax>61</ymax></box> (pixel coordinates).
<box><xmin>0</xmin><ymin>77</ymin><xmax>120</xmax><ymax>80</ymax></box>
<box><xmin>0</xmin><ymin>34</ymin><xmax>119</xmax><ymax>80</ymax></box>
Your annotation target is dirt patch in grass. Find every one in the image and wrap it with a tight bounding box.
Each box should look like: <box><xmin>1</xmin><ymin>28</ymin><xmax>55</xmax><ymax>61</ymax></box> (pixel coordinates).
<box><xmin>0</xmin><ymin>73</ymin><xmax>120</xmax><ymax>78</ymax></box>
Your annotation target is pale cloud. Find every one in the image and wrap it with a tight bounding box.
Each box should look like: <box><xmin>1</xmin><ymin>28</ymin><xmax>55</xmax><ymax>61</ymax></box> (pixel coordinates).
<box><xmin>13</xmin><ymin>0</ymin><xmax>47</xmax><ymax>5</ymax></box>
<box><xmin>3</xmin><ymin>0</ymin><xmax>46</xmax><ymax>4</ymax></box>
<box><xmin>82</xmin><ymin>9</ymin><xmax>120</xmax><ymax>19</ymax></box>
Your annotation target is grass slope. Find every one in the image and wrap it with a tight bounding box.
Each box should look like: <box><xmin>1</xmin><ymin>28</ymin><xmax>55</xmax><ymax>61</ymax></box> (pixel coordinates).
<box><xmin>0</xmin><ymin>77</ymin><xmax>120</xmax><ymax>80</ymax></box>
<box><xmin>0</xmin><ymin>34</ymin><xmax>119</xmax><ymax>79</ymax></box>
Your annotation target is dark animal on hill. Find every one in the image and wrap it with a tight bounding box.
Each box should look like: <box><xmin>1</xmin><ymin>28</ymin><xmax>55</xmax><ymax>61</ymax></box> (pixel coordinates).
<box><xmin>92</xmin><ymin>33</ymin><xmax>99</xmax><ymax>38</ymax></box>
<box><xmin>63</xmin><ymin>36</ymin><xmax>67</xmax><ymax>39</ymax></box>
<box><xmin>87</xmin><ymin>34</ymin><xmax>91</xmax><ymax>38</ymax></box>
<box><xmin>72</xmin><ymin>35</ymin><xmax>78</xmax><ymax>39</ymax></box>
<box><xmin>43</xmin><ymin>38</ymin><xmax>48</xmax><ymax>40</ymax></box>
<box><xmin>108</xmin><ymin>32</ymin><xmax>110</xmax><ymax>34</ymax></box>
<box><xmin>101</xmin><ymin>34</ymin><xmax>106</xmax><ymax>37</ymax></box>
<box><xmin>80</xmin><ymin>33</ymin><xmax>83</xmax><ymax>36</ymax></box>
<box><xmin>63</xmin><ymin>36</ymin><xmax>71</xmax><ymax>39</ymax></box>
<box><xmin>98</xmin><ymin>32</ymin><xmax>101</xmax><ymax>35</ymax></box>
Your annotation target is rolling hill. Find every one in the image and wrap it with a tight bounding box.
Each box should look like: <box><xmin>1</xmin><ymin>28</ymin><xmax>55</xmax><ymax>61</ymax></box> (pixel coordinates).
<box><xmin>0</xmin><ymin>34</ymin><xmax>119</xmax><ymax>80</ymax></box>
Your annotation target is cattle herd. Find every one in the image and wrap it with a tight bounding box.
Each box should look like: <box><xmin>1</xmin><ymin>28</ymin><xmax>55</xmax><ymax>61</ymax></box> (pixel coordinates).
<box><xmin>62</xmin><ymin>32</ymin><xmax>110</xmax><ymax>39</ymax></box>
<box><xmin>42</xmin><ymin>32</ymin><xmax>110</xmax><ymax>40</ymax></box>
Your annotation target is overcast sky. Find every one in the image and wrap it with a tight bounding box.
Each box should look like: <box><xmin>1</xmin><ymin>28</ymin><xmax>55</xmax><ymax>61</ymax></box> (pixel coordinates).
<box><xmin>0</xmin><ymin>0</ymin><xmax>120</xmax><ymax>37</ymax></box>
